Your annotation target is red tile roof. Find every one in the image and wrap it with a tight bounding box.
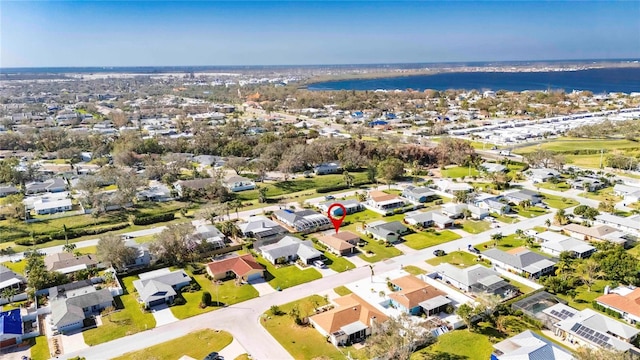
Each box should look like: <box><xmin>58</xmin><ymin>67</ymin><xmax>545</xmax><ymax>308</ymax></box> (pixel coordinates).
<box><xmin>206</xmin><ymin>254</ymin><xmax>263</xmax><ymax>278</ymax></box>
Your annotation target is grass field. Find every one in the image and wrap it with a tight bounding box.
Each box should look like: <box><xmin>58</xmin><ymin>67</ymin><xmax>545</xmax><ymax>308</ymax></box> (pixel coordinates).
<box><xmin>83</xmin><ymin>276</ymin><xmax>156</xmax><ymax>345</ymax></box>
<box><xmin>556</xmin><ymin>280</ymin><xmax>609</xmax><ymax>310</ymax></box>
<box><xmin>113</xmin><ymin>329</ymin><xmax>233</xmax><ymax>360</ymax></box>
<box><xmin>513</xmin><ymin>206</ymin><xmax>548</xmax><ymax>218</ymax></box>
<box><xmin>426</xmin><ymin>251</ymin><xmax>479</xmax><ymax>268</ymax></box>
<box><xmin>504</xmin><ymin>278</ymin><xmax>536</xmax><ymax>294</ymax></box>
<box><xmin>580</xmin><ymin>187</ymin><xmax>622</xmax><ymax>202</ymax></box>
<box><xmin>411</xmin><ymin>330</ymin><xmax>494</xmax><ymax>360</ymax></box>
<box><xmin>537</xmin><ymin>182</ymin><xmax>571</xmax><ymax>192</ymax></box>
<box><xmin>333</xmin><ymin>285</ymin><xmax>353</xmax><ymax>296</ymax></box>
<box><xmin>256</xmin><ymin>257</ymin><xmax>323</xmax><ymax>290</ymax></box>
<box><xmin>262</xmin><ymin>295</ymin><xmax>347</xmax><ymax>360</ymax></box>
<box><xmin>441</xmin><ymin>166</ymin><xmax>479</xmax><ymax>178</ymax></box>
<box><xmin>170</xmin><ymin>269</ymin><xmax>259</xmax><ymax>320</ymax></box>
<box><xmin>515</xmin><ymin>137</ymin><xmax>640</xmax><ymax>154</ymax></box>
<box><xmin>403</xmin><ymin>230</ymin><xmax>461</xmax><ymax>250</ymax></box>
<box><xmin>29</xmin><ymin>336</ymin><xmax>50</xmax><ymax>360</ymax></box>
<box><xmin>357</xmin><ymin>237</ymin><xmax>403</xmax><ymax>263</ymax></box>
<box><xmin>402</xmin><ymin>265</ymin><xmax>427</xmax><ymax>275</ymax></box>
<box><xmin>542</xmin><ymin>194</ymin><xmax>579</xmax><ymax>209</ymax></box>
<box><xmin>2</xmin><ymin>260</ymin><xmax>27</xmax><ymax>274</ymax></box>
<box><xmin>459</xmin><ymin>220</ymin><xmax>491</xmax><ymax>234</ymax></box>
<box><xmin>321</xmin><ymin>250</ymin><xmax>356</xmax><ymax>272</ymax></box>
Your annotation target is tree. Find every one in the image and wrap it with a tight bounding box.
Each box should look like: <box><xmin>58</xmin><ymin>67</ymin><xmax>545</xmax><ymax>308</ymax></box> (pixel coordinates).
<box><xmin>598</xmin><ymin>199</ymin><xmax>615</xmax><ymax>213</ymax></box>
<box><xmin>366</xmin><ymin>164</ymin><xmax>377</xmax><ymax>184</ymax></box>
<box><xmin>453</xmin><ymin>190</ymin><xmax>473</xmax><ymax>204</ymax></box>
<box><xmin>201</xmin><ymin>291</ymin><xmax>212</xmax><ymax>307</ymax></box>
<box><xmin>218</xmin><ymin>221</ymin><xmax>240</xmax><ymax>239</ymax></box>
<box><xmin>377</xmin><ymin>158</ymin><xmax>404</xmax><ymax>187</ymax></box>
<box><xmin>24</xmin><ymin>252</ymin><xmax>68</xmax><ymax>291</ymax></box>
<box><xmin>365</xmin><ymin>313</ymin><xmax>435</xmax><ymax>360</ymax></box>
<box><xmin>96</xmin><ymin>235</ymin><xmax>138</xmax><ymax>270</ymax></box>
<box><xmin>1</xmin><ymin>287</ymin><xmax>18</xmax><ymax>302</ymax></box>
<box><xmin>149</xmin><ymin>223</ymin><xmax>194</xmax><ymax>265</ymax></box>
<box><xmin>576</xmin><ymin>258</ymin><xmax>605</xmax><ymax>292</ymax></box>
<box><xmin>258</xmin><ymin>186</ymin><xmax>268</xmax><ymax>204</ymax></box>
<box><xmin>554</xmin><ymin>209</ymin><xmax>568</xmax><ymax>225</ymax></box>
<box><xmin>229</xmin><ymin>199</ymin><xmax>243</xmax><ymax>219</ymax></box>
<box><xmin>456</xmin><ymin>303</ymin><xmax>481</xmax><ymax>332</ymax></box>
<box><xmin>519</xmin><ymin>199</ymin><xmax>531</xmax><ymax>210</ymax></box>
<box><xmin>62</xmin><ymin>243</ymin><xmax>77</xmax><ymax>253</ymax></box>
<box><xmin>491</xmin><ymin>232</ymin><xmax>504</xmax><ymax>247</ymax></box>
<box><xmin>224</xmin><ymin>157</ymin><xmax>248</xmax><ymax>175</ymax></box>
<box><xmin>545</xmin><ymin>219</ymin><xmax>551</xmax><ymax>228</ymax></box>
<box><xmin>343</xmin><ymin>170</ymin><xmax>355</xmax><ymax>188</ymax></box>
<box><xmin>0</xmin><ymin>193</ymin><xmax>26</xmax><ymax>220</ymax></box>
<box><xmin>575</xmin><ymin>346</ymin><xmax>636</xmax><ymax>360</ymax></box>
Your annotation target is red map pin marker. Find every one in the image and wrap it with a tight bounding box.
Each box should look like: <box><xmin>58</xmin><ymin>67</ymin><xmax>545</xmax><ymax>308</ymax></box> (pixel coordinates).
<box><xmin>327</xmin><ymin>203</ymin><xmax>347</xmax><ymax>234</ymax></box>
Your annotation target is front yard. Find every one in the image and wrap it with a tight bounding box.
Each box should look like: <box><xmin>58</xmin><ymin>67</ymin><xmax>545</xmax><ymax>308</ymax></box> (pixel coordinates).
<box><xmin>261</xmin><ymin>295</ymin><xmax>348</xmax><ymax>360</ymax></box>
<box><xmin>1</xmin><ymin>259</ymin><xmax>27</xmax><ymax>274</ymax></box>
<box><xmin>459</xmin><ymin>219</ymin><xmax>491</xmax><ymax>234</ymax></box>
<box><xmin>556</xmin><ymin>280</ymin><xmax>610</xmax><ymax>310</ymax></box>
<box><xmin>333</xmin><ymin>286</ymin><xmax>353</xmax><ymax>296</ymax></box>
<box><xmin>542</xmin><ymin>194</ymin><xmax>579</xmax><ymax>209</ymax></box>
<box><xmin>579</xmin><ymin>186</ymin><xmax>622</xmax><ymax>202</ymax></box>
<box><xmin>29</xmin><ymin>336</ymin><xmax>50</xmax><ymax>360</ymax></box>
<box><xmin>321</xmin><ymin>250</ymin><xmax>356</xmax><ymax>272</ymax></box>
<box><xmin>411</xmin><ymin>330</ymin><xmax>494</xmax><ymax>360</ymax></box>
<box><xmin>357</xmin><ymin>237</ymin><xmax>403</xmax><ymax>263</ymax></box>
<box><xmin>170</xmin><ymin>268</ymin><xmax>259</xmax><ymax>320</ymax></box>
<box><xmin>256</xmin><ymin>257</ymin><xmax>323</xmax><ymax>290</ymax></box>
<box><xmin>402</xmin><ymin>265</ymin><xmax>427</xmax><ymax>275</ymax></box>
<box><xmin>83</xmin><ymin>275</ymin><xmax>156</xmax><ymax>345</ymax></box>
<box><xmin>537</xmin><ymin>181</ymin><xmax>570</xmax><ymax>192</ymax></box>
<box><xmin>490</xmin><ymin>212</ymin><xmax>521</xmax><ymax>223</ymax></box>
<box><xmin>426</xmin><ymin>251</ymin><xmax>480</xmax><ymax>268</ymax></box>
<box><xmin>112</xmin><ymin>329</ymin><xmax>233</xmax><ymax>360</ymax></box>
<box><xmin>441</xmin><ymin>166</ymin><xmax>479</xmax><ymax>178</ymax></box>
<box><xmin>403</xmin><ymin>230</ymin><xmax>461</xmax><ymax>250</ymax></box>
<box><xmin>512</xmin><ymin>206</ymin><xmax>548</xmax><ymax>218</ymax></box>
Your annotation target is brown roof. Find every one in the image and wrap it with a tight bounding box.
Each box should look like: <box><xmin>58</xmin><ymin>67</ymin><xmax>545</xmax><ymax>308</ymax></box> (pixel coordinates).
<box><xmin>388</xmin><ymin>275</ymin><xmax>447</xmax><ymax>310</ymax></box>
<box><xmin>44</xmin><ymin>253</ymin><xmax>98</xmax><ymax>271</ymax></box>
<box><xmin>369</xmin><ymin>190</ymin><xmax>399</xmax><ymax>203</ymax></box>
<box><xmin>206</xmin><ymin>254</ymin><xmax>264</xmax><ymax>278</ymax></box>
<box><xmin>563</xmin><ymin>223</ymin><xmax>619</xmax><ymax>238</ymax></box>
<box><xmin>596</xmin><ymin>288</ymin><xmax>640</xmax><ymax>318</ymax></box>
<box><xmin>310</xmin><ymin>294</ymin><xmax>389</xmax><ymax>334</ymax></box>
<box><xmin>317</xmin><ymin>231</ymin><xmax>360</xmax><ymax>252</ymax></box>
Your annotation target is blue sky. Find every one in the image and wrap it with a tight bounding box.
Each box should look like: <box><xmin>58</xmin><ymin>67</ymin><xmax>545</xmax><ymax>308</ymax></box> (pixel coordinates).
<box><xmin>1</xmin><ymin>1</ymin><xmax>639</xmax><ymax>67</ymax></box>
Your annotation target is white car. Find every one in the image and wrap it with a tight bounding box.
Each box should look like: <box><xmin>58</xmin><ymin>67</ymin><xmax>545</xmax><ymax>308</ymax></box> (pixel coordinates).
<box><xmin>314</xmin><ymin>260</ymin><xmax>326</xmax><ymax>268</ymax></box>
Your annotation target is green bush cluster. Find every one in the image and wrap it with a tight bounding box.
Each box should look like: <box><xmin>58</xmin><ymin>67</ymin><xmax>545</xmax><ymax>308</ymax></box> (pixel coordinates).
<box><xmin>592</xmin><ymin>301</ymin><xmax>622</xmax><ymax>319</ymax></box>
<box><xmin>316</xmin><ymin>181</ymin><xmax>369</xmax><ymax>193</ymax></box>
<box><xmin>132</xmin><ymin>212</ymin><xmax>175</xmax><ymax>225</ymax></box>
<box><xmin>14</xmin><ymin>223</ymin><xmax>129</xmax><ymax>245</ymax></box>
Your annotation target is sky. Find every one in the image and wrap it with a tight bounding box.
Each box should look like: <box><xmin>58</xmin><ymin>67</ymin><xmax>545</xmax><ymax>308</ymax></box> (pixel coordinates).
<box><xmin>1</xmin><ymin>1</ymin><xmax>639</xmax><ymax>67</ymax></box>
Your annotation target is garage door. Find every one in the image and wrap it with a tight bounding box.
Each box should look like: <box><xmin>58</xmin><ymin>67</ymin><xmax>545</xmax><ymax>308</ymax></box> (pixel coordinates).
<box><xmin>149</xmin><ymin>299</ymin><xmax>166</xmax><ymax>307</ymax></box>
<box><xmin>247</xmin><ymin>272</ymin><xmax>262</xmax><ymax>282</ymax></box>
<box><xmin>0</xmin><ymin>337</ymin><xmax>17</xmax><ymax>349</ymax></box>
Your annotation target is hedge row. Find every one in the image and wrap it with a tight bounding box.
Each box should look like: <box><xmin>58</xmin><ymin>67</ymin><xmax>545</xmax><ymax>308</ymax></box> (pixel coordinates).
<box><xmin>316</xmin><ymin>181</ymin><xmax>370</xmax><ymax>194</ymax></box>
<box><xmin>132</xmin><ymin>212</ymin><xmax>175</xmax><ymax>225</ymax></box>
<box><xmin>15</xmin><ymin>223</ymin><xmax>130</xmax><ymax>245</ymax></box>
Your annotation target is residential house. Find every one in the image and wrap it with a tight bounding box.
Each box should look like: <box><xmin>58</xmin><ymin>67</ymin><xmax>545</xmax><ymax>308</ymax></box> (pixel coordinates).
<box><xmin>568</xmin><ymin>177</ymin><xmax>604</xmax><ymax>192</ymax></box>
<box><xmin>136</xmin><ymin>185</ymin><xmax>173</xmax><ymax>202</ymax></box>
<box><xmin>441</xmin><ymin>203</ymin><xmax>468</xmax><ymax>219</ymax></box>
<box><xmin>404</xmin><ymin>211</ymin><xmax>453</xmax><ymax>229</ymax></box>
<box><xmin>595</xmin><ymin>213</ymin><xmax>640</xmax><ymax>236</ymax></box>
<box><xmin>536</xmin><ymin>231</ymin><xmax>596</xmax><ymax>258</ymax></box>
<box><xmin>0</xmin><ymin>309</ymin><xmax>22</xmax><ymax>348</ymax></box>
<box><xmin>435</xmin><ymin>179</ymin><xmax>473</xmax><ymax>194</ymax></box>
<box><xmin>365</xmin><ymin>220</ymin><xmax>409</xmax><ymax>243</ymax></box>
<box><xmin>402</xmin><ymin>186</ymin><xmax>438</xmax><ymax>203</ymax></box>
<box><xmin>492</xmin><ymin>330</ymin><xmax>575</xmax><ymax>360</ymax></box>
<box><xmin>49</xmin><ymin>281</ymin><xmax>114</xmax><ymax>334</ymax></box>
<box><xmin>259</xmin><ymin>236</ymin><xmax>323</xmax><ymax>265</ymax></box>
<box><xmin>44</xmin><ymin>253</ymin><xmax>99</xmax><ymax>275</ymax></box>
<box><xmin>483</xmin><ymin>248</ymin><xmax>556</xmax><ymax>278</ymax></box>
<box><xmin>123</xmin><ymin>240</ymin><xmax>151</xmax><ymax>269</ymax></box>
<box><xmin>388</xmin><ymin>275</ymin><xmax>450</xmax><ymax>316</ymax></box>
<box><xmin>614</xmin><ymin>184</ymin><xmax>640</xmax><ymax>206</ymax></box>
<box><xmin>33</xmin><ymin>198</ymin><xmax>73</xmax><ymax>215</ymax></box>
<box><xmin>318</xmin><ymin>199</ymin><xmax>363</xmax><ymax>217</ymax></box>
<box><xmin>309</xmin><ymin>293</ymin><xmax>389</xmax><ymax>346</ymax></box>
<box><xmin>435</xmin><ymin>263</ymin><xmax>518</xmax><ymax>299</ymax></box>
<box><xmin>596</xmin><ymin>286</ymin><xmax>640</xmax><ymax>325</ymax></box>
<box><xmin>188</xmin><ymin>224</ymin><xmax>226</xmax><ymax>250</ymax></box>
<box><xmin>480</xmin><ymin>162</ymin><xmax>507</xmax><ymax>173</ymax></box>
<box><xmin>562</xmin><ymin>223</ymin><xmax>631</xmax><ymax>246</ymax></box>
<box><xmin>527</xmin><ymin>168</ymin><xmax>561</xmax><ymax>183</ymax></box>
<box><xmin>317</xmin><ymin>231</ymin><xmax>360</xmax><ymax>256</ymax></box>
<box><xmin>238</xmin><ymin>215</ymin><xmax>288</xmax><ymax>247</ymax></box>
<box><xmin>132</xmin><ymin>268</ymin><xmax>192</xmax><ymax>308</ymax></box>
<box><xmin>273</xmin><ymin>209</ymin><xmax>332</xmax><ymax>233</ymax></box>
<box><xmin>223</xmin><ymin>175</ymin><xmax>256</xmax><ymax>192</ymax></box>
<box><xmin>25</xmin><ymin>178</ymin><xmax>67</xmax><ymax>194</ymax></box>
<box><xmin>0</xmin><ymin>265</ymin><xmax>25</xmax><ymax>297</ymax></box>
<box><xmin>552</xmin><ymin>308</ymin><xmax>639</xmax><ymax>353</ymax></box>
<box><xmin>367</xmin><ymin>191</ymin><xmax>407</xmax><ymax>213</ymax></box>
<box><xmin>174</xmin><ymin>178</ymin><xmax>217</xmax><ymax>197</ymax></box>
<box><xmin>314</xmin><ymin>162</ymin><xmax>341</xmax><ymax>175</ymax></box>
<box><xmin>0</xmin><ymin>185</ymin><xmax>19</xmax><ymax>198</ymax></box>
<box><xmin>205</xmin><ymin>254</ymin><xmax>264</xmax><ymax>282</ymax></box>
<box><xmin>503</xmin><ymin>189</ymin><xmax>543</xmax><ymax>205</ymax></box>
<box><xmin>480</xmin><ymin>199</ymin><xmax>511</xmax><ymax>215</ymax></box>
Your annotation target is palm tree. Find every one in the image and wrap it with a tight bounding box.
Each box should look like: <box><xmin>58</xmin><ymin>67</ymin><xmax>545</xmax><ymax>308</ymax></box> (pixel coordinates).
<box><xmin>554</xmin><ymin>209</ymin><xmax>568</xmax><ymax>225</ymax></box>
<box><xmin>258</xmin><ymin>186</ymin><xmax>268</xmax><ymax>204</ymax></box>
<box><xmin>491</xmin><ymin>232</ymin><xmax>504</xmax><ymax>248</ymax></box>
<box><xmin>62</xmin><ymin>243</ymin><xmax>77</xmax><ymax>253</ymax></box>
<box><xmin>230</xmin><ymin>199</ymin><xmax>243</xmax><ymax>219</ymax></box>
<box><xmin>545</xmin><ymin>219</ymin><xmax>551</xmax><ymax>228</ymax></box>
<box><xmin>515</xmin><ymin>229</ymin><xmax>524</xmax><ymax>239</ymax></box>
<box><xmin>218</xmin><ymin>221</ymin><xmax>240</xmax><ymax>239</ymax></box>
<box><xmin>1</xmin><ymin>287</ymin><xmax>18</xmax><ymax>302</ymax></box>
<box><xmin>576</xmin><ymin>259</ymin><xmax>605</xmax><ymax>292</ymax></box>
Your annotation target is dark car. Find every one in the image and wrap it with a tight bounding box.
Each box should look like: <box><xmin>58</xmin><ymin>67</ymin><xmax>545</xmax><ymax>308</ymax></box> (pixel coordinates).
<box><xmin>469</xmin><ymin>247</ymin><xmax>481</xmax><ymax>255</ymax></box>
<box><xmin>204</xmin><ymin>352</ymin><xmax>223</xmax><ymax>360</ymax></box>
<box><xmin>325</xmin><ymin>195</ymin><xmax>335</xmax><ymax>200</ymax></box>
<box><xmin>433</xmin><ymin>249</ymin><xmax>446</xmax><ymax>257</ymax></box>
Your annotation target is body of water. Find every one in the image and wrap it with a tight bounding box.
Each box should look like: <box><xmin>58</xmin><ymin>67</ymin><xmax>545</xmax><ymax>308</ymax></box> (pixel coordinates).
<box><xmin>307</xmin><ymin>67</ymin><xmax>640</xmax><ymax>93</ymax></box>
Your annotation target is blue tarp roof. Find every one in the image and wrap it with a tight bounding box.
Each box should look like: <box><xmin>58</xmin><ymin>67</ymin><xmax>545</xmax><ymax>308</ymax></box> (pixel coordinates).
<box><xmin>369</xmin><ymin>120</ymin><xmax>388</xmax><ymax>126</ymax></box>
<box><xmin>0</xmin><ymin>309</ymin><xmax>22</xmax><ymax>335</ymax></box>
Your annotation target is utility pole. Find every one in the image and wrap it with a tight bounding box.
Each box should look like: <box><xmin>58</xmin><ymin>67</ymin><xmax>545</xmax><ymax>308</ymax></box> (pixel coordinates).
<box><xmin>600</xmin><ymin>149</ymin><xmax>604</xmax><ymax>169</ymax></box>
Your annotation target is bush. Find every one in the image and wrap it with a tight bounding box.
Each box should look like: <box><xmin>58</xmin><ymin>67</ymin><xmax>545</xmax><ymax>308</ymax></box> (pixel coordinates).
<box><xmin>14</xmin><ymin>223</ymin><xmax>130</xmax><ymax>245</ymax></box>
<box><xmin>173</xmin><ymin>297</ymin><xmax>186</xmax><ymax>306</ymax></box>
<box><xmin>316</xmin><ymin>181</ymin><xmax>369</xmax><ymax>193</ymax></box>
<box><xmin>201</xmin><ymin>291</ymin><xmax>212</xmax><ymax>307</ymax></box>
<box><xmin>270</xmin><ymin>305</ymin><xmax>284</xmax><ymax>316</ymax></box>
<box><xmin>132</xmin><ymin>212</ymin><xmax>175</xmax><ymax>225</ymax></box>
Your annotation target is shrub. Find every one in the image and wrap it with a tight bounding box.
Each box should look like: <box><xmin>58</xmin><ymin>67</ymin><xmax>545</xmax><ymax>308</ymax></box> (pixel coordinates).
<box><xmin>270</xmin><ymin>305</ymin><xmax>283</xmax><ymax>316</ymax></box>
<box><xmin>132</xmin><ymin>212</ymin><xmax>175</xmax><ymax>225</ymax></box>
<box><xmin>173</xmin><ymin>297</ymin><xmax>186</xmax><ymax>306</ymax></box>
<box><xmin>201</xmin><ymin>291</ymin><xmax>212</xmax><ymax>307</ymax></box>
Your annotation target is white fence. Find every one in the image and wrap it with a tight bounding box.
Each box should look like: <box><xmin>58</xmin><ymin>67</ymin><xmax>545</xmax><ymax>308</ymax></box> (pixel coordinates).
<box><xmin>493</xmin><ymin>267</ymin><xmax>544</xmax><ymax>291</ymax></box>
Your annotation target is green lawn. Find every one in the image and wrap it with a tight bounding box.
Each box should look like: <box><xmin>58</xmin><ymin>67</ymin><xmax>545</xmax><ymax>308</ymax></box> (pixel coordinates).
<box><xmin>235</xmin><ymin>355</ymin><xmax>251</xmax><ymax>360</ymax></box>
<box><xmin>411</xmin><ymin>330</ymin><xmax>494</xmax><ymax>360</ymax></box>
<box><xmin>537</xmin><ymin>182</ymin><xmax>571</xmax><ymax>192</ymax></box>
<box><xmin>262</xmin><ymin>295</ymin><xmax>346</xmax><ymax>360</ymax></box>
<box><xmin>170</xmin><ymin>269</ymin><xmax>259</xmax><ymax>320</ymax></box>
<box><xmin>76</xmin><ymin>245</ymin><xmax>98</xmax><ymax>254</ymax></box>
<box><xmin>516</xmin><ymin>137</ymin><xmax>640</xmax><ymax>153</ymax></box>
<box><xmin>333</xmin><ymin>285</ymin><xmax>353</xmax><ymax>296</ymax></box>
<box><xmin>504</xmin><ymin>278</ymin><xmax>535</xmax><ymax>294</ymax></box>
<box><xmin>441</xmin><ymin>166</ymin><xmax>478</xmax><ymax>178</ymax></box>
<box><xmin>2</xmin><ymin>260</ymin><xmax>27</xmax><ymax>274</ymax></box>
<box><xmin>403</xmin><ymin>230</ymin><xmax>461</xmax><ymax>250</ymax></box>
<box><xmin>256</xmin><ymin>257</ymin><xmax>323</xmax><ymax>290</ymax></box>
<box><xmin>580</xmin><ymin>187</ymin><xmax>622</xmax><ymax>202</ymax></box>
<box><xmin>512</xmin><ymin>206</ymin><xmax>548</xmax><ymax>218</ymax></box>
<box><xmin>322</xmin><ymin>250</ymin><xmax>356</xmax><ymax>272</ymax></box>
<box><xmin>477</xmin><ymin>234</ymin><xmax>545</xmax><ymax>256</ymax></box>
<box><xmin>556</xmin><ymin>280</ymin><xmax>610</xmax><ymax>310</ymax></box>
<box><xmin>83</xmin><ymin>275</ymin><xmax>156</xmax><ymax>345</ymax></box>
<box><xmin>357</xmin><ymin>237</ymin><xmax>403</xmax><ymax>263</ymax></box>
<box><xmin>426</xmin><ymin>251</ymin><xmax>479</xmax><ymax>268</ymax></box>
<box><xmin>30</xmin><ymin>336</ymin><xmax>50</xmax><ymax>360</ymax></box>
<box><xmin>490</xmin><ymin>211</ymin><xmax>521</xmax><ymax>223</ymax></box>
<box><xmin>402</xmin><ymin>265</ymin><xmax>427</xmax><ymax>275</ymax></box>
<box><xmin>459</xmin><ymin>220</ymin><xmax>491</xmax><ymax>234</ymax></box>
<box><xmin>112</xmin><ymin>329</ymin><xmax>233</xmax><ymax>360</ymax></box>
<box><xmin>542</xmin><ymin>194</ymin><xmax>579</xmax><ymax>209</ymax></box>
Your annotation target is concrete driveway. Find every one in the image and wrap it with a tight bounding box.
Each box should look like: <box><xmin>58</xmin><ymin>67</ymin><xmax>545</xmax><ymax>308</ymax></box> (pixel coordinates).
<box><xmin>218</xmin><ymin>338</ymin><xmax>248</xmax><ymax>360</ymax></box>
<box><xmin>248</xmin><ymin>277</ymin><xmax>276</xmax><ymax>296</ymax></box>
<box><xmin>0</xmin><ymin>343</ymin><xmax>31</xmax><ymax>360</ymax></box>
<box><xmin>60</xmin><ymin>329</ymin><xmax>89</xmax><ymax>354</ymax></box>
<box><xmin>151</xmin><ymin>304</ymin><xmax>178</xmax><ymax>327</ymax></box>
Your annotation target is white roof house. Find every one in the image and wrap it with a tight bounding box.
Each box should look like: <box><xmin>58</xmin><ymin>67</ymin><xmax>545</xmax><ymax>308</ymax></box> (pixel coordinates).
<box><xmin>492</xmin><ymin>330</ymin><xmax>575</xmax><ymax>360</ymax></box>
<box><xmin>33</xmin><ymin>198</ymin><xmax>73</xmax><ymax>215</ymax></box>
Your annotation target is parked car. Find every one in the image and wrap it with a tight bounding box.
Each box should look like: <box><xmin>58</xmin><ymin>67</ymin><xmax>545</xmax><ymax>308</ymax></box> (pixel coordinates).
<box><xmin>468</xmin><ymin>247</ymin><xmax>481</xmax><ymax>255</ymax></box>
<box><xmin>204</xmin><ymin>352</ymin><xmax>223</xmax><ymax>360</ymax></box>
<box><xmin>433</xmin><ymin>249</ymin><xmax>446</xmax><ymax>257</ymax></box>
<box><xmin>324</xmin><ymin>195</ymin><xmax>335</xmax><ymax>200</ymax></box>
<box><xmin>314</xmin><ymin>260</ymin><xmax>326</xmax><ymax>268</ymax></box>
